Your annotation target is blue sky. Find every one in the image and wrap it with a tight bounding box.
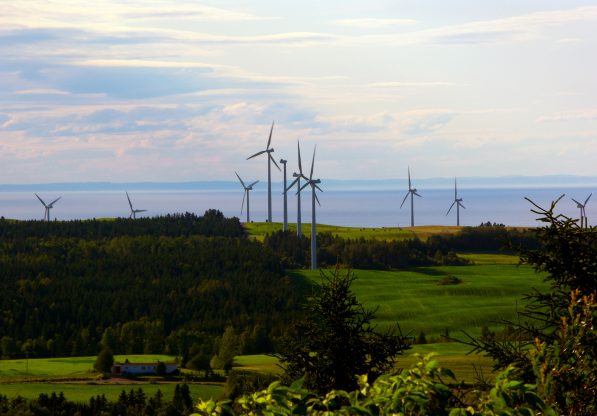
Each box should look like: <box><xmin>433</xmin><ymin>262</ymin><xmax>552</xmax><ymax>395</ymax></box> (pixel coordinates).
<box><xmin>1</xmin><ymin>0</ymin><xmax>596</xmax><ymax>183</ymax></box>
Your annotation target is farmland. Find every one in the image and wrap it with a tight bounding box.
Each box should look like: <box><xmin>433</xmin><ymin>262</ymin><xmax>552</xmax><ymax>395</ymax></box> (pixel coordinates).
<box><xmin>290</xmin><ymin>261</ymin><xmax>546</xmax><ymax>339</ymax></box>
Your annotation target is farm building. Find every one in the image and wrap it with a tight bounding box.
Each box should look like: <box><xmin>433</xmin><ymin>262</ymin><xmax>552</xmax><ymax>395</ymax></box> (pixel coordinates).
<box><xmin>111</xmin><ymin>361</ymin><xmax>178</xmax><ymax>376</ymax></box>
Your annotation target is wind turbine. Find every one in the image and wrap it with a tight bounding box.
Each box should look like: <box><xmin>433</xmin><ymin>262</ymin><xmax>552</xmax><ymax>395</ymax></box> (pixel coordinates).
<box><xmin>247</xmin><ymin>121</ymin><xmax>280</xmax><ymax>223</ymax></box>
<box><xmin>298</xmin><ymin>145</ymin><xmax>323</xmax><ymax>270</ymax></box>
<box><xmin>446</xmin><ymin>178</ymin><xmax>465</xmax><ymax>226</ymax></box>
<box><xmin>280</xmin><ymin>158</ymin><xmax>288</xmax><ymax>231</ymax></box>
<box><xmin>286</xmin><ymin>141</ymin><xmax>308</xmax><ymax>237</ymax></box>
<box><xmin>571</xmin><ymin>193</ymin><xmax>592</xmax><ymax>228</ymax></box>
<box><xmin>35</xmin><ymin>193</ymin><xmax>61</xmax><ymax>221</ymax></box>
<box><xmin>400</xmin><ymin>167</ymin><xmax>422</xmax><ymax>227</ymax></box>
<box><xmin>235</xmin><ymin>172</ymin><xmax>259</xmax><ymax>223</ymax></box>
<box><xmin>126</xmin><ymin>192</ymin><xmax>147</xmax><ymax>219</ymax></box>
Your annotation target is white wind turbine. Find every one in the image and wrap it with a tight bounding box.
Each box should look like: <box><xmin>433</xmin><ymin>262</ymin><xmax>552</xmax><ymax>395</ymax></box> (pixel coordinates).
<box><xmin>400</xmin><ymin>167</ymin><xmax>422</xmax><ymax>227</ymax></box>
<box><xmin>126</xmin><ymin>192</ymin><xmax>147</xmax><ymax>219</ymax></box>
<box><xmin>35</xmin><ymin>193</ymin><xmax>61</xmax><ymax>221</ymax></box>
<box><xmin>298</xmin><ymin>145</ymin><xmax>323</xmax><ymax>270</ymax></box>
<box><xmin>446</xmin><ymin>178</ymin><xmax>465</xmax><ymax>226</ymax></box>
<box><xmin>235</xmin><ymin>172</ymin><xmax>259</xmax><ymax>223</ymax></box>
<box><xmin>247</xmin><ymin>121</ymin><xmax>280</xmax><ymax>222</ymax></box>
<box><xmin>571</xmin><ymin>193</ymin><xmax>592</xmax><ymax>228</ymax></box>
<box><xmin>286</xmin><ymin>141</ymin><xmax>308</xmax><ymax>237</ymax></box>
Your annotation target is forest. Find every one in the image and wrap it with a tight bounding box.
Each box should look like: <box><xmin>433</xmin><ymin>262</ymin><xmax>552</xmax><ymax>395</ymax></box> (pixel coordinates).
<box><xmin>0</xmin><ymin>213</ymin><xmax>536</xmax><ymax>362</ymax></box>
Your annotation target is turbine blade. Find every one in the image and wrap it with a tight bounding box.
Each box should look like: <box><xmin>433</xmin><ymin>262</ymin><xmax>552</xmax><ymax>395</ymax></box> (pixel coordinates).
<box><xmin>314</xmin><ymin>183</ymin><xmax>323</xmax><ymax>193</ymax></box>
<box><xmin>241</xmin><ymin>191</ymin><xmax>246</xmax><ymax>214</ymax></box>
<box><xmin>49</xmin><ymin>196</ymin><xmax>61</xmax><ymax>206</ymax></box>
<box><xmin>35</xmin><ymin>193</ymin><xmax>48</xmax><ymax>208</ymax></box>
<box><xmin>297</xmin><ymin>140</ymin><xmax>303</xmax><ymax>173</ymax></box>
<box><xmin>248</xmin><ymin>180</ymin><xmax>259</xmax><ymax>188</ymax></box>
<box><xmin>309</xmin><ymin>145</ymin><xmax>316</xmax><ymax>180</ymax></box>
<box><xmin>298</xmin><ymin>181</ymin><xmax>310</xmax><ymax>194</ymax></box>
<box><xmin>269</xmin><ymin>154</ymin><xmax>281</xmax><ymax>171</ymax></box>
<box><xmin>400</xmin><ymin>192</ymin><xmax>409</xmax><ymax>208</ymax></box>
<box><xmin>571</xmin><ymin>198</ymin><xmax>582</xmax><ymax>206</ymax></box>
<box><xmin>585</xmin><ymin>193</ymin><xmax>592</xmax><ymax>205</ymax></box>
<box><xmin>446</xmin><ymin>201</ymin><xmax>456</xmax><ymax>215</ymax></box>
<box><xmin>286</xmin><ymin>177</ymin><xmax>299</xmax><ymax>191</ymax></box>
<box><xmin>414</xmin><ymin>191</ymin><xmax>422</xmax><ymax>198</ymax></box>
<box><xmin>454</xmin><ymin>177</ymin><xmax>457</xmax><ymax>199</ymax></box>
<box><xmin>266</xmin><ymin>121</ymin><xmax>274</xmax><ymax>149</ymax></box>
<box><xmin>408</xmin><ymin>167</ymin><xmax>411</xmax><ymax>189</ymax></box>
<box><xmin>459</xmin><ymin>202</ymin><xmax>466</xmax><ymax>209</ymax></box>
<box><xmin>126</xmin><ymin>192</ymin><xmax>133</xmax><ymax>210</ymax></box>
<box><xmin>247</xmin><ymin>150</ymin><xmax>266</xmax><ymax>160</ymax></box>
<box><xmin>315</xmin><ymin>192</ymin><xmax>321</xmax><ymax>207</ymax></box>
<box><xmin>235</xmin><ymin>171</ymin><xmax>246</xmax><ymax>188</ymax></box>
<box><xmin>136</xmin><ymin>209</ymin><xmax>147</xmax><ymax>213</ymax></box>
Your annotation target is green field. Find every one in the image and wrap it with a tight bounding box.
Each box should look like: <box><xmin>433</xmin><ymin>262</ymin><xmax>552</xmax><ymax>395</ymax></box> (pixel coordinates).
<box><xmin>0</xmin><ymin>355</ymin><xmax>175</xmax><ymax>380</ymax></box>
<box><xmin>244</xmin><ymin>222</ymin><xmax>463</xmax><ymax>242</ymax></box>
<box><xmin>291</xmin><ymin>263</ymin><xmax>547</xmax><ymax>339</ymax></box>
<box><xmin>0</xmin><ymin>382</ymin><xmax>223</xmax><ymax>402</ymax></box>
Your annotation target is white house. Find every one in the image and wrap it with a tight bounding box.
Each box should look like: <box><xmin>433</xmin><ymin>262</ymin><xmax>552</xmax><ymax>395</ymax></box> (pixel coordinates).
<box><xmin>111</xmin><ymin>361</ymin><xmax>178</xmax><ymax>376</ymax></box>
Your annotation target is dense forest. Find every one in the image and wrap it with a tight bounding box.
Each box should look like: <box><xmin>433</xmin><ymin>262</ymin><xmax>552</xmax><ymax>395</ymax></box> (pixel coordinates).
<box><xmin>0</xmin><ymin>213</ymin><xmax>536</xmax><ymax>363</ymax></box>
<box><xmin>0</xmin><ymin>211</ymin><xmax>299</xmax><ymax>362</ymax></box>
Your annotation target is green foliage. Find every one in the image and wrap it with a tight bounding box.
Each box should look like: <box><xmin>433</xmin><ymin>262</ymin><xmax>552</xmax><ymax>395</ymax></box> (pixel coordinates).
<box><xmin>191</xmin><ymin>354</ymin><xmax>555</xmax><ymax>415</ymax></box>
<box><xmin>461</xmin><ymin>197</ymin><xmax>597</xmax><ymax>414</ymax></box>
<box><xmin>0</xmin><ymin>214</ymin><xmax>299</xmax><ymax>357</ymax></box>
<box><xmin>531</xmin><ymin>291</ymin><xmax>597</xmax><ymax>416</ymax></box>
<box><xmin>277</xmin><ymin>266</ymin><xmax>410</xmax><ymax>393</ymax></box>
<box><xmin>94</xmin><ymin>347</ymin><xmax>114</xmax><ymax>373</ymax></box>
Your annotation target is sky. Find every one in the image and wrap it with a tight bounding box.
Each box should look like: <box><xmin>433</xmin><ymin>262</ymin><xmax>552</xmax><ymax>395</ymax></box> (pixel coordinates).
<box><xmin>1</xmin><ymin>0</ymin><xmax>596</xmax><ymax>184</ymax></box>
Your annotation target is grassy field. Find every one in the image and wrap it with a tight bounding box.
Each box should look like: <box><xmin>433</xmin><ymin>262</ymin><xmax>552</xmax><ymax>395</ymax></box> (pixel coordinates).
<box><xmin>244</xmin><ymin>222</ymin><xmax>463</xmax><ymax>242</ymax></box>
<box><xmin>0</xmin><ymin>355</ymin><xmax>175</xmax><ymax>380</ymax></box>
<box><xmin>234</xmin><ymin>344</ymin><xmax>495</xmax><ymax>385</ymax></box>
<box><xmin>291</xmin><ymin>263</ymin><xmax>547</xmax><ymax>339</ymax></box>
<box><xmin>0</xmin><ymin>382</ymin><xmax>224</xmax><ymax>402</ymax></box>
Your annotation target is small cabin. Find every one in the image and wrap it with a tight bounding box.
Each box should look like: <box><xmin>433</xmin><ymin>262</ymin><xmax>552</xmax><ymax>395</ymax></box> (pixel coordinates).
<box><xmin>111</xmin><ymin>362</ymin><xmax>178</xmax><ymax>376</ymax></box>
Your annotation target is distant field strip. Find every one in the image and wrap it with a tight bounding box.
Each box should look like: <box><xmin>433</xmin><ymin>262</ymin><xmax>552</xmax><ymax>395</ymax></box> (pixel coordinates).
<box><xmin>0</xmin><ymin>355</ymin><xmax>175</xmax><ymax>380</ymax></box>
<box><xmin>291</xmin><ymin>262</ymin><xmax>547</xmax><ymax>339</ymax></box>
<box><xmin>245</xmin><ymin>222</ymin><xmax>462</xmax><ymax>241</ymax></box>
<box><xmin>0</xmin><ymin>383</ymin><xmax>223</xmax><ymax>402</ymax></box>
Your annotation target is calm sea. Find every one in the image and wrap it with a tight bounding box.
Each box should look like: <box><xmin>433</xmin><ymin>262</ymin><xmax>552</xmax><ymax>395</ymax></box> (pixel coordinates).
<box><xmin>0</xmin><ymin>187</ymin><xmax>593</xmax><ymax>228</ymax></box>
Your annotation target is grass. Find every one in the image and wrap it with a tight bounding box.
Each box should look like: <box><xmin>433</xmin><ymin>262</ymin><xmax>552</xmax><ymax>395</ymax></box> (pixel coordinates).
<box><xmin>244</xmin><ymin>222</ymin><xmax>462</xmax><ymax>242</ymax></box>
<box><xmin>459</xmin><ymin>252</ymin><xmax>521</xmax><ymax>265</ymax></box>
<box><xmin>291</xmin><ymin>263</ymin><xmax>548</xmax><ymax>339</ymax></box>
<box><xmin>0</xmin><ymin>383</ymin><xmax>224</xmax><ymax>402</ymax></box>
<box><xmin>0</xmin><ymin>355</ymin><xmax>176</xmax><ymax>380</ymax></box>
<box><xmin>233</xmin><ymin>345</ymin><xmax>496</xmax><ymax>385</ymax></box>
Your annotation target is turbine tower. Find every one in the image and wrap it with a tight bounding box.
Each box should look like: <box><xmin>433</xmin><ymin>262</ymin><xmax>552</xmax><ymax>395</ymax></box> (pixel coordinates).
<box><xmin>571</xmin><ymin>193</ymin><xmax>592</xmax><ymax>228</ymax></box>
<box><xmin>400</xmin><ymin>167</ymin><xmax>422</xmax><ymax>227</ymax></box>
<box><xmin>35</xmin><ymin>193</ymin><xmax>61</xmax><ymax>221</ymax></box>
<box><xmin>126</xmin><ymin>192</ymin><xmax>147</xmax><ymax>219</ymax></box>
<box><xmin>280</xmin><ymin>158</ymin><xmax>288</xmax><ymax>231</ymax></box>
<box><xmin>286</xmin><ymin>141</ymin><xmax>308</xmax><ymax>237</ymax></box>
<box><xmin>235</xmin><ymin>172</ymin><xmax>259</xmax><ymax>223</ymax></box>
<box><xmin>299</xmin><ymin>145</ymin><xmax>323</xmax><ymax>270</ymax></box>
<box><xmin>247</xmin><ymin>121</ymin><xmax>280</xmax><ymax>222</ymax></box>
<box><xmin>446</xmin><ymin>178</ymin><xmax>465</xmax><ymax>226</ymax></box>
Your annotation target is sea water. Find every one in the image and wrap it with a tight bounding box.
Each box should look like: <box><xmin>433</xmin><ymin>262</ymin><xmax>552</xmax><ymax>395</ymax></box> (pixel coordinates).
<box><xmin>0</xmin><ymin>187</ymin><xmax>593</xmax><ymax>228</ymax></box>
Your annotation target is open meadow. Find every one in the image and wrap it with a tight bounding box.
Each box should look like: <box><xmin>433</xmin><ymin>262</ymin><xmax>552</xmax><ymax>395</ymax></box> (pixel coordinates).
<box><xmin>290</xmin><ymin>261</ymin><xmax>547</xmax><ymax>339</ymax></box>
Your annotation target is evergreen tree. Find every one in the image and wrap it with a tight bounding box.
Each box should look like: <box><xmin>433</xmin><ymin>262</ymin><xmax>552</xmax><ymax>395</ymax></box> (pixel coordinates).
<box><xmin>277</xmin><ymin>266</ymin><xmax>410</xmax><ymax>393</ymax></box>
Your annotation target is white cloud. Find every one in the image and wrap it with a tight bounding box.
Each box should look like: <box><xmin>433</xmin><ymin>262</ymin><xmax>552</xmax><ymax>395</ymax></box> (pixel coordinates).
<box><xmin>331</xmin><ymin>18</ymin><xmax>416</xmax><ymax>28</ymax></box>
<box><xmin>537</xmin><ymin>109</ymin><xmax>597</xmax><ymax>123</ymax></box>
<box><xmin>370</xmin><ymin>81</ymin><xmax>454</xmax><ymax>88</ymax></box>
